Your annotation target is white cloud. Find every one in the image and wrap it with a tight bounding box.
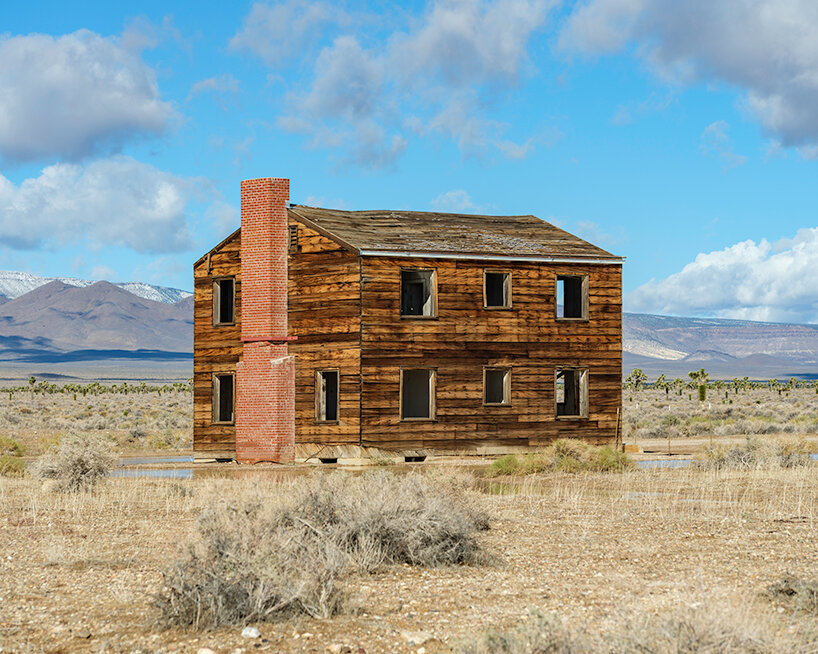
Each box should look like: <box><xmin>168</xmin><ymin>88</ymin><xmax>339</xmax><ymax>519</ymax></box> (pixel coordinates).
<box><xmin>269</xmin><ymin>0</ymin><xmax>558</xmax><ymax>166</ymax></box>
<box><xmin>0</xmin><ymin>29</ymin><xmax>176</xmax><ymax>162</ymax></box>
<box><xmin>0</xmin><ymin>156</ymin><xmax>199</xmax><ymax>253</ymax></box>
<box><xmin>559</xmin><ymin>0</ymin><xmax>818</xmax><ymax>151</ymax></box>
<box><xmin>626</xmin><ymin>229</ymin><xmax>818</xmax><ymax>323</ymax></box>
<box><xmin>431</xmin><ymin>190</ymin><xmax>480</xmax><ymax>212</ymax></box>
<box><xmin>189</xmin><ymin>74</ymin><xmax>241</xmax><ymax>97</ymax></box>
<box><xmin>700</xmin><ymin>120</ymin><xmax>747</xmax><ymax>168</ymax></box>
<box><xmin>229</xmin><ymin>0</ymin><xmax>343</xmax><ymax>65</ymax></box>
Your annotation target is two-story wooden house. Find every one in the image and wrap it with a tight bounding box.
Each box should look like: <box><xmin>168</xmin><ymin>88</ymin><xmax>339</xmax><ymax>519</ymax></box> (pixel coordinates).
<box><xmin>193</xmin><ymin>177</ymin><xmax>623</xmax><ymax>463</ymax></box>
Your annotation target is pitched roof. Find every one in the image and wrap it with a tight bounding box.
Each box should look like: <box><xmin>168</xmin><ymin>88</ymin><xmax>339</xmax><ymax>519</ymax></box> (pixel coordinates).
<box><xmin>288</xmin><ymin>205</ymin><xmax>622</xmax><ymax>262</ymax></box>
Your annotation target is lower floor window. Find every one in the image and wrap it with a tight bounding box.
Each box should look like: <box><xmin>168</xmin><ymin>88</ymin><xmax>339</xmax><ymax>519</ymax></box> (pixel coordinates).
<box><xmin>401</xmin><ymin>368</ymin><xmax>436</xmax><ymax>420</ymax></box>
<box><xmin>212</xmin><ymin>373</ymin><xmax>235</xmax><ymax>424</ymax></box>
<box><xmin>484</xmin><ymin>367</ymin><xmax>511</xmax><ymax>405</ymax></box>
<box><xmin>556</xmin><ymin>368</ymin><xmax>588</xmax><ymax>417</ymax></box>
<box><xmin>315</xmin><ymin>369</ymin><xmax>340</xmax><ymax>422</ymax></box>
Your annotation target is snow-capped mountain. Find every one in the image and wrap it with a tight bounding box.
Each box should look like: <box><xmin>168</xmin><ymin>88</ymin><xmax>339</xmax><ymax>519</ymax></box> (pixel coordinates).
<box><xmin>0</xmin><ymin>270</ymin><xmax>191</xmax><ymax>304</ymax></box>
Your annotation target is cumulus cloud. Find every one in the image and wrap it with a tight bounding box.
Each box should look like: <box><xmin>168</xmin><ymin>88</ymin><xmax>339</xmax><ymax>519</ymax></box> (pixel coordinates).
<box><xmin>0</xmin><ymin>156</ymin><xmax>198</xmax><ymax>253</ymax></box>
<box><xmin>626</xmin><ymin>229</ymin><xmax>818</xmax><ymax>323</ymax></box>
<box><xmin>559</xmin><ymin>0</ymin><xmax>818</xmax><ymax>150</ymax></box>
<box><xmin>261</xmin><ymin>0</ymin><xmax>558</xmax><ymax>167</ymax></box>
<box><xmin>0</xmin><ymin>29</ymin><xmax>175</xmax><ymax>163</ymax></box>
<box><xmin>229</xmin><ymin>0</ymin><xmax>344</xmax><ymax>65</ymax></box>
<box><xmin>189</xmin><ymin>74</ymin><xmax>240</xmax><ymax>97</ymax></box>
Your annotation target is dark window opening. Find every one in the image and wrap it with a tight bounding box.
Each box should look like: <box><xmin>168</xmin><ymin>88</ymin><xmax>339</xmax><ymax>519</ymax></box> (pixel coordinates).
<box><xmin>556</xmin><ymin>275</ymin><xmax>587</xmax><ymax>319</ymax></box>
<box><xmin>556</xmin><ymin>368</ymin><xmax>588</xmax><ymax>417</ymax></box>
<box><xmin>319</xmin><ymin>457</ymin><xmax>338</xmax><ymax>464</ymax></box>
<box><xmin>484</xmin><ymin>271</ymin><xmax>511</xmax><ymax>308</ymax></box>
<box><xmin>404</xmin><ymin>455</ymin><xmax>426</xmax><ymax>463</ymax></box>
<box><xmin>213</xmin><ymin>277</ymin><xmax>235</xmax><ymax>325</ymax></box>
<box><xmin>484</xmin><ymin>368</ymin><xmax>511</xmax><ymax>405</ymax></box>
<box><xmin>212</xmin><ymin>374</ymin><xmax>234</xmax><ymax>424</ymax></box>
<box><xmin>401</xmin><ymin>269</ymin><xmax>436</xmax><ymax>316</ymax></box>
<box><xmin>316</xmin><ymin>370</ymin><xmax>339</xmax><ymax>422</ymax></box>
<box><xmin>401</xmin><ymin>369</ymin><xmax>435</xmax><ymax>420</ymax></box>
<box><xmin>289</xmin><ymin>224</ymin><xmax>299</xmax><ymax>250</ymax></box>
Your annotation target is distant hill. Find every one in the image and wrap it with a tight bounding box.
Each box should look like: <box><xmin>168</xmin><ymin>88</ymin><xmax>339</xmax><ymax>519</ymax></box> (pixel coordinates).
<box><xmin>623</xmin><ymin>312</ymin><xmax>818</xmax><ymax>379</ymax></box>
<box><xmin>0</xmin><ymin>270</ymin><xmax>191</xmax><ymax>304</ymax></box>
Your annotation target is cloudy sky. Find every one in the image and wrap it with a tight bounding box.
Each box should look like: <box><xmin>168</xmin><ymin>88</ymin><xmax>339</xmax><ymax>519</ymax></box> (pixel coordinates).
<box><xmin>2</xmin><ymin>0</ymin><xmax>818</xmax><ymax>322</ymax></box>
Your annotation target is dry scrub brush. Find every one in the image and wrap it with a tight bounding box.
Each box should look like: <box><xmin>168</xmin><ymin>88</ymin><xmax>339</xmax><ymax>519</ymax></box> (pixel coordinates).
<box><xmin>487</xmin><ymin>439</ymin><xmax>633</xmax><ymax>477</ymax></box>
<box><xmin>32</xmin><ymin>433</ymin><xmax>116</xmax><ymax>492</ymax></box>
<box><xmin>155</xmin><ymin>471</ymin><xmax>489</xmax><ymax>629</ymax></box>
<box><xmin>694</xmin><ymin>436</ymin><xmax>818</xmax><ymax>471</ymax></box>
<box><xmin>456</xmin><ymin>605</ymin><xmax>815</xmax><ymax>653</ymax></box>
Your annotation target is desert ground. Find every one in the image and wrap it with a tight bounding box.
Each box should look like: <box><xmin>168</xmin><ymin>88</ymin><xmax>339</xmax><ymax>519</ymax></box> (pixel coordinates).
<box><xmin>1</xmin><ymin>382</ymin><xmax>817</xmax><ymax>653</ymax></box>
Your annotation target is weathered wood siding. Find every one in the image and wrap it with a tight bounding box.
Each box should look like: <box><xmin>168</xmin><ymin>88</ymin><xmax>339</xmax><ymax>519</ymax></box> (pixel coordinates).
<box><xmin>359</xmin><ymin>257</ymin><xmax>622</xmax><ymax>450</ymax></box>
<box><xmin>288</xmin><ymin>222</ymin><xmax>361</xmax><ymax>445</ymax></box>
<box><xmin>193</xmin><ymin>231</ymin><xmax>241</xmax><ymax>454</ymax></box>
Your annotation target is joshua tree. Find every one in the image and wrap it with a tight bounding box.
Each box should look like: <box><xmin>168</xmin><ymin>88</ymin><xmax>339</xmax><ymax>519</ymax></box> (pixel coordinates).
<box><xmin>688</xmin><ymin>368</ymin><xmax>709</xmax><ymax>402</ymax></box>
<box><xmin>625</xmin><ymin>368</ymin><xmax>648</xmax><ymax>392</ymax></box>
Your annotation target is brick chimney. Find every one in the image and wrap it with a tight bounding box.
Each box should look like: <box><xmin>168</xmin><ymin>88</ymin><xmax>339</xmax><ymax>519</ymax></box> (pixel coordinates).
<box><xmin>235</xmin><ymin>177</ymin><xmax>295</xmax><ymax>464</ymax></box>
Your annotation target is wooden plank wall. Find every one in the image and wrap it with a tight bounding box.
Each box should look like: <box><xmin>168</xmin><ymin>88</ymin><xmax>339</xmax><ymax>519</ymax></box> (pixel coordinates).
<box><xmin>193</xmin><ymin>231</ymin><xmax>242</xmax><ymax>453</ymax></box>
<box><xmin>288</xmin><ymin>222</ymin><xmax>362</xmax><ymax>445</ymax></box>
<box><xmin>359</xmin><ymin>257</ymin><xmax>622</xmax><ymax>450</ymax></box>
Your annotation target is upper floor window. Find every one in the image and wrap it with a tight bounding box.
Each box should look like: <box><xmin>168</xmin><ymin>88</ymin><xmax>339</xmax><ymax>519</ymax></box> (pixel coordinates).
<box><xmin>213</xmin><ymin>277</ymin><xmax>235</xmax><ymax>326</ymax></box>
<box><xmin>484</xmin><ymin>271</ymin><xmax>511</xmax><ymax>309</ymax></box>
<box><xmin>401</xmin><ymin>269</ymin><xmax>437</xmax><ymax>317</ymax></box>
<box><xmin>556</xmin><ymin>274</ymin><xmax>588</xmax><ymax>320</ymax></box>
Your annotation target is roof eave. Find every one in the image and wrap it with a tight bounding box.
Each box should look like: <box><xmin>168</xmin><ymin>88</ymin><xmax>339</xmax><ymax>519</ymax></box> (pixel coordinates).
<box><xmin>358</xmin><ymin>249</ymin><xmax>624</xmax><ymax>264</ymax></box>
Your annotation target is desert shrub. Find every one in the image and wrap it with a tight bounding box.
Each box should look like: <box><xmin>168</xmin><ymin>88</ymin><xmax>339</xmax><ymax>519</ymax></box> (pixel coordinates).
<box><xmin>155</xmin><ymin>471</ymin><xmax>488</xmax><ymax>628</ymax></box>
<box><xmin>0</xmin><ymin>455</ymin><xmax>25</xmax><ymax>477</ymax></box>
<box><xmin>0</xmin><ymin>435</ymin><xmax>24</xmax><ymax>457</ymax></box>
<box><xmin>694</xmin><ymin>436</ymin><xmax>817</xmax><ymax>471</ymax></box>
<box><xmin>487</xmin><ymin>440</ymin><xmax>633</xmax><ymax>477</ymax></box>
<box><xmin>765</xmin><ymin>576</ymin><xmax>818</xmax><ymax>615</ymax></box>
<box><xmin>32</xmin><ymin>433</ymin><xmax>116</xmax><ymax>492</ymax></box>
<box><xmin>456</xmin><ymin>607</ymin><xmax>786</xmax><ymax>653</ymax></box>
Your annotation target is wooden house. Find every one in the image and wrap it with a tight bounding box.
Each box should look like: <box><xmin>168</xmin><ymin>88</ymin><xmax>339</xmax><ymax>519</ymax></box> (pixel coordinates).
<box><xmin>193</xmin><ymin>177</ymin><xmax>623</xmax><ymax>463</ymax></box>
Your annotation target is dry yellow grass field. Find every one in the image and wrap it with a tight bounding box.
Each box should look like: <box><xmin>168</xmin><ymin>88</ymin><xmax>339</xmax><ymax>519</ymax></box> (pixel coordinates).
<box><xmin>2</xmin><ymin>465</ymin><xmax>817</xmax><ymax>653</ymax></box>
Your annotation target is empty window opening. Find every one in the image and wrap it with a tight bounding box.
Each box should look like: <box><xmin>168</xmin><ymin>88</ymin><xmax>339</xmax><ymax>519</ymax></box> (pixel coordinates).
<box><xmin>484</xmin><ymin>368</ymin><xmax>511</xmax><ymax>405</ymax></box>
<box><xmin>556</xmin><ymin>368</ymin><xmax>588</xmax><ymax>417</ymax></box>
<box><xmin>400</xmin><ymin>269</ymin><xmax>436</xmax><ymax>316</ymax></box>
<box><xmin>315</xmin><ymin>370</ymin><xmax>339</xmax><ymax>422</ymax></box>
<box><xmin>556</xmin><ymin>275</ymin><xmax>588</xmax><ymax>319</ymax></box>
<box><xmin>404</xmin><ymin>455</ymin><xmax>426</xmax><ymax>463</ymax></box>
<box><xmin>213</xmin><ymin>277</ymin><xmax>235</xmax><ymax>325</ymax></box>
<box><xmin>401</xmin><ymin>368</ymin><xmax>436</xmax><ymax>420</ymax></box>
<box><xmin>484</xmin><ymin>271</ymin><xmax>511</xmax><ymax>308</ymax></box>
<box><xmin>212</xmin><ymin>373</ymin><xmax>235</xmax><ymax>424</ymax></box>
<box><xmin>319</xmin><ymin>457</ymin><xmax>338</xmax><ymax>464</ymax></box>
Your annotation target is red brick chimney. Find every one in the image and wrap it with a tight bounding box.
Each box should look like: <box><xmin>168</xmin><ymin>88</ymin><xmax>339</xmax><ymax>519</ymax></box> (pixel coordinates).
<box><xmin>235</xmin><ymin>178</ymin><xmax>295</xmax><ymax>463</ymax></box>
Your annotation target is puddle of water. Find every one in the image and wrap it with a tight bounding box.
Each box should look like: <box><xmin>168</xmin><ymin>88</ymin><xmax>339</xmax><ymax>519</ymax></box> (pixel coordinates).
<box><xmin>811</xmin><ymin>454</ymin><xmax>818</xmax><ymax>461</ymax></box>
<box><xmin>636</xmin><ymin>459</ymin><xmax>693</xmax><ymax>469</ymax></box>
<box><xmin>110</xmin><ymin>468</ymin><xmax>192</xmax><ymax>479</ymax></box>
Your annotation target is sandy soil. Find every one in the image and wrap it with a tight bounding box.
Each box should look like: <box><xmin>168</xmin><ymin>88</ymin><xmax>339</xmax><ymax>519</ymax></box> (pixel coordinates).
<box><xmin>2</xmin><ymin>465</ymin><xmax>817</xmax><ymax>653</ymax></box>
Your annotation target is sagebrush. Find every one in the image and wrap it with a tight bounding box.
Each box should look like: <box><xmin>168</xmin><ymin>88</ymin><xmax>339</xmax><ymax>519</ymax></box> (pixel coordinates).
<box><xmin>32</xmin><ymin>433</ymin><xmax>116</xmax><ymax>491</ymax></box>
<box><xmin>694</xmin><ymin>436</ymin><xmax>817</xmax><ymax>470</ymax></box>
<box><xmin>155</xmin><ymin>471</ymin><xmax>489</xmax><ymax>628</ymax></box>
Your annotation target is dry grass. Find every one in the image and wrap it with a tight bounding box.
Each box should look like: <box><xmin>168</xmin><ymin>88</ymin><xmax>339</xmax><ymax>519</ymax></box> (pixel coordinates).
<box><xmin>2</xmin><ymin>463</ymin><xmax>817</xmax><ymax>652</ymax></box>
<box><xmin>694</xmin><ymin>435</ymin><xmax>818</xmax><ymax>470</ymax></box>
<box><xmin>624</xmin><ymin>387</ymin><xmax>818</xmax><ymax>441</ymax></box>
<box><xmin>0</xmin><ymin>386</ymin><xmax>191</xmax><ymax>456</ymax></box>
<box><xmin>487</xmin><ymin>439</ymin><xmax>633</xmax><ymax>476</ymax></box>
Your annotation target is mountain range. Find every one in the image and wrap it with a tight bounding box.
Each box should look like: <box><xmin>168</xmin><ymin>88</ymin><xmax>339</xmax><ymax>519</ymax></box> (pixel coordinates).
<box><xmin>1</xmin><ymin>270</ymin><xmax>817</xmax><ymax>381</ymax></box>
<box><xmin>0</xmin><ymin>270</ymin><xmax>191</xmax><ymax>305</ymax></box>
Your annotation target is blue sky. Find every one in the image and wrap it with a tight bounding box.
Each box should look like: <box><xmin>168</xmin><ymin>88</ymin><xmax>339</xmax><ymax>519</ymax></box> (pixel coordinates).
<box><xmin>2</xmin><ymin>0</ymin><xmax>818</xmax><ymax>322</ymax></box>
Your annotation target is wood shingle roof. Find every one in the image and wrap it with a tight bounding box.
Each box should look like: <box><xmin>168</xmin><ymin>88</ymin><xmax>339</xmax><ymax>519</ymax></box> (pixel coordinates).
<box><xmin>288</xmin><ymin>205</ymin><xmax>622</xmax><ymax>262</ymax></box>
